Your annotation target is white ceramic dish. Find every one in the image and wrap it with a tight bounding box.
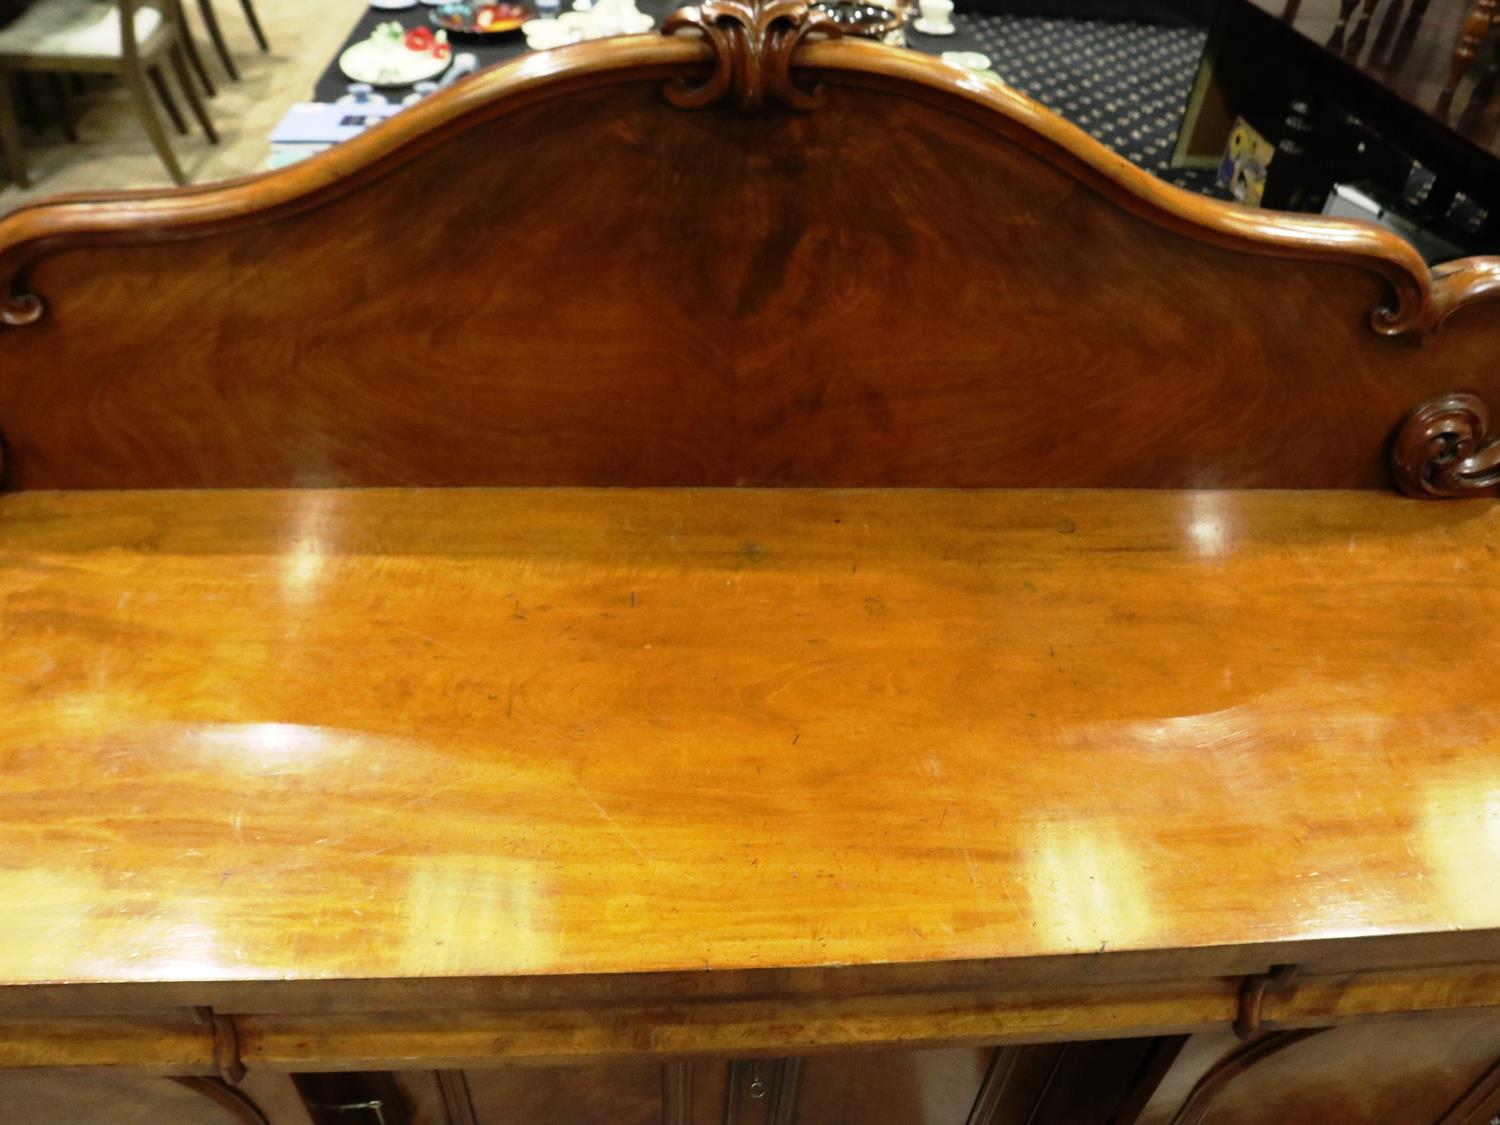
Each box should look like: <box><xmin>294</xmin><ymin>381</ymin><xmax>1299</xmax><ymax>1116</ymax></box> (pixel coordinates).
<box><xmin>941</xmin><ymin>49</ymin><xmax>990</xmax><ymax>70</ymax></box>
<box><xmin>369</xmin><ymin>0</ymin><xmax>418</xmax><ymax>9</ymax></box>
<box><xmin>522</xmin><ymin>16</ymin><xmax>579</xmax><ymax>46</ymax></box>
<box><xmin>340</xmin><ymin>38</ymin><xmax>453</xmax><ymax>85</ymax></box>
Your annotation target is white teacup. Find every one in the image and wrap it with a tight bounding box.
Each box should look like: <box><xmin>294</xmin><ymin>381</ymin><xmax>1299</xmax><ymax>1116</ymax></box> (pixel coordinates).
<box><xmin>917</xmin><ymin>0</ymin><xmax>955</xmax><ymax>31</ymax></box>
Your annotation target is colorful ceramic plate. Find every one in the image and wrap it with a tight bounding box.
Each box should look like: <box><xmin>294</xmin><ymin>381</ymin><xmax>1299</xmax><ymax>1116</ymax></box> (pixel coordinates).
<box><xmin>430</xmin><ymin>2</ymin><xmax>531</xmax><ymax>34</ymax></box>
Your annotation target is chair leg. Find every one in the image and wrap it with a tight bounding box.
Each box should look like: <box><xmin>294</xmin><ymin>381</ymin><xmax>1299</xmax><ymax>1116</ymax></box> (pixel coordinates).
<box><xmin>149</xmin><ymin>67</ymin><xmax>188</xmax><ymax>135</ymax></box>
<box><xmin>196</xmin><ymin>0</ymin><xmax>240</xmax><ymax>81</ymax></box>
<box><xmin>169</xmin><ymin>45</ymin><xmax>217</xmax><ymax>144</ymax></box>
<box><xmin>1346</xmin><ymin>0</ymin><xmax>1380</xmax><ymax>56</ymax></box>
<box><xmin>124</xmin><ymin>66</ymin><xmax>186</xmax><ymax>184</ymax></box>
<box><xmin>46</xmin><ymin>73</ymin><xmax>78</xmax><ymax>142</ymax></box>
<box><xmin>0</xmin><ymin>74</ymin><xmax>29</xmax><ymax>188</ymax></box>
<box><xmin>238</xmin><ymin>0</ymin><xmax>270</xmax><ymax>52</ymax></box>
<box><xmin>181</xmin><ymin>29</ymin><xmax>217</xmax><ymax>96</ymax></box>
<box><xmin>16</xmin><ymin>71</ymin><xmax>41</xmax><ymax>133</ymax></box>
<box><xmin>169</xmin><ymin>0</ymin><xmax>217</xmax><ymax>97</ymax></box>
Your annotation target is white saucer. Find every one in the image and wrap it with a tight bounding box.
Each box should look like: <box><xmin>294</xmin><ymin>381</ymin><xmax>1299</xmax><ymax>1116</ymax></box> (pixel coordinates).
<box><xmin>340</xmin><ymin>38</ymin><xmax>453</xmax><ymax>86</ymax></box>
<box><xmin>911</xmin><ymin>17</ymin><xmax>955</xmax><ymax>34</ymax></box>
<box><xmin>522</xmin><ymin>16</ymin><xmax>580</xmax><ymax>47</ymax></box>
<box><xmin>369</xmin><ymin>0</ymin><xmax>417</xmax><ymax>9</ymax></box>
<box><xmin>941</xmin><ymin>50</ymin><xmax>990</xmax><ymax>71</ymax></box>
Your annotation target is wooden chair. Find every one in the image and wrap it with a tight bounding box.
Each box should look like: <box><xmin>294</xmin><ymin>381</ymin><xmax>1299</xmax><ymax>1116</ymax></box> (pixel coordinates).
<box><xmin>192</xmin><ymin>0</ymin><xmax>267</xmax><ymax>82</ymax></box>
<box><xmin>1437</xmin><ymin>0</ymin><xmax>1500</xmax><ymax>115</ymax></box>
<box><xmin>0</xmin><ymin>0</ymin><xmax>217</xmax><ymax>188</ymax></box>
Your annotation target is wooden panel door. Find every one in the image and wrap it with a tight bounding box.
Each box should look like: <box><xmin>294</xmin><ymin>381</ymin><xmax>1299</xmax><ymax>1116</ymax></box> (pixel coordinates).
<box><xmin>360</xmin><ymin>1039</ymin><xmax>1185</xmax><ymax>1124</ymax></box>
<box><xmin>0</xmin><ymin>1071</ymin><xmax>309</xmax><ymax>1125</ymax></box>
<box><xmin>1137</xmin><ymin>1016</ymin><xmax>1500</xmax><ymax>1125</ymax></box>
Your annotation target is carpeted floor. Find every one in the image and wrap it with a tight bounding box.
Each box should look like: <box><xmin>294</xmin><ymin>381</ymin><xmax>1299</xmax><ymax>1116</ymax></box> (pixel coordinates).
<box><xmin>0</xmin><ymin>1</ymin><xmax>1218</xmax><ymax>213</ymax></box>
<box><xmin>0</xmin><ymin>0</ymin><xmax>365</xmax><ymax>211</ymax></box>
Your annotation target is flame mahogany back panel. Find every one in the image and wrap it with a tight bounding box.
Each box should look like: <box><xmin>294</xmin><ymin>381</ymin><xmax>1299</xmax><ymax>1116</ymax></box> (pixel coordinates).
<box><xmin>4</xmin><ymin>82</ymin><xmax>1497</xmax><ymax>490</ymax></box>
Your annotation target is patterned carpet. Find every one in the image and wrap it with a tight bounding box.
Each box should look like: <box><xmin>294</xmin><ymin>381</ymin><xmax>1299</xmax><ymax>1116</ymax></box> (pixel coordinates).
<box><xmin>955</xmin><ymin>11</ymin><xmax>1225</xmax><ymax>195</ymax></box>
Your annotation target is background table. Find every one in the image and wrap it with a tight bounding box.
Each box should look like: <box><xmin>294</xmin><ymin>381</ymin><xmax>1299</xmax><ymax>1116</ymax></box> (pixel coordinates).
<box><xmin>314</xmin><ymin>2</ymin><xmax>998</xmax><ymax>101</ymax></box>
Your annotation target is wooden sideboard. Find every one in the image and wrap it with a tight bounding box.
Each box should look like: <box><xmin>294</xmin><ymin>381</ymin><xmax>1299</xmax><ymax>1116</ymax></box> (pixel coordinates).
<box><xmin>2</xmin><ymin>2</ymin><xmax>1500</xmax><ymax>1122</ymax></box>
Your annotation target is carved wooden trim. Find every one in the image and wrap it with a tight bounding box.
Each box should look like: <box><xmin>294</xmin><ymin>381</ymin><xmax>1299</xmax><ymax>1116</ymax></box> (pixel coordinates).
<box><xmin>0</xmin><ymin>1</ymin><xmax>1495</xmax><ymax>337</ymax></box>
<box><xmin>1437</xmin><ymin>1052</ymin><xmax>1500</xmax><ymax>1125</ymax></box>
<box><xmin>436</xmin><ymin>1070</ymin><xmax>479</xmax><ymax>1125</ymax></box>
<box><xmin>1391</xmin><ymin>391</ymin><xmax>1500</xmax><ymax>499</ymax></box>
<box><xmin>767</xmin><ymin>1057</ymin><xmax>803</xmax><ymax>1125</ymax></box>
<box><xmin>662</xmin><ymin>1061</ymin><xmax>693</xmax><ymax>1125</ymax></box>
<box><xmin>1233</xmin><ymin>963</ymin><xmax>1298</xmax><ymax>1039</ymax></box>
<box><xmin>662</xmin><ymin>0</ymin><xmax>841</xmax><ymax>110</ymax></box>
<box><xmin>1112</xmin><ymin>1037</ymin><xmax>1189</xmax><ymax>1125</ymax></box>
<box><xmin>194</xmin><ymin>1006</ymin><xmax>246</xmax><ymax>1085</ymax></box>
<box><xmin>1167</xmin><ymin>1028</ymin><xmax>1330</xmax><ymax>1125</ymax></box>
<box><xmin>1432</xmin><ymin>256</ymin><xmax>1500</xmax><ymax>329</ymax></box>
<box><xmin>170</xmin><ymin>1077</ymin><xmax>270</xmax><ymax>1125</ymax></box>
<box><xmin>965</xmin><ymin>1047</ymin><xmax>1022</xmax><ymax>1125</ymax></box>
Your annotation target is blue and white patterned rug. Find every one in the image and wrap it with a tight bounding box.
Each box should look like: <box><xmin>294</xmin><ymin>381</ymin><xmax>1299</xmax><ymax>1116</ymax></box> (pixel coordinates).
<box><xmin>929</xmin><ymin>13</ymin><xmax>1226</xmax><ymax>196</ymax></box>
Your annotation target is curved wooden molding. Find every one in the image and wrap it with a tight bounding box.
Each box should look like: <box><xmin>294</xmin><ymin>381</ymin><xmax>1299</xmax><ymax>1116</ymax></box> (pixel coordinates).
<box><xmin>1168</xmin><ymin>1029</ymin><xmax>1330</xmax><ymax>1125</ymax></box>
<box><xmin>0</xmin><ymin>2</ymin><xmax>1496</xmax><ymax>337</ymax></box>
<box><xmin>1392</xmin><ymin>391</ymin><xmax>1500</xmax><ymax>498</ymax></box>
<box><xmin>663</xmin><ymin>0</ymin><xmax>841</xmax><ymax>109</ymax></box>
<box><xmin>169</xmin><ymin>1077</ymin><xmax>270</xmax><ymax>1125</ymax></box>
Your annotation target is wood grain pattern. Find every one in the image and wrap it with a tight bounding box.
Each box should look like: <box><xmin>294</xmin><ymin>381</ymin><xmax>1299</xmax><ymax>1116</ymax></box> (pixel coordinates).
<box><xmin>2</xmin><ymin>486</ymin><xmax>1500</xmax><ymax>1015</ymax></box>
<box><xmin>1</xmin><ymin>26</ymin><xmax>1498</xmax><ymax>490</ymax></box>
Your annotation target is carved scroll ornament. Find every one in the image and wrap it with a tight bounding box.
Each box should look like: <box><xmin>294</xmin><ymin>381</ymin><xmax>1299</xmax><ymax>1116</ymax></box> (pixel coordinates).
<box><xmin>663</xmin><ymin>0</ymin><xmax>842</xmax><ymax>110</ymax></box>
<box><xmin>1391</xmin><ymin>391</ymin><xmax>1500</xmax><ymax>499</ymax></box>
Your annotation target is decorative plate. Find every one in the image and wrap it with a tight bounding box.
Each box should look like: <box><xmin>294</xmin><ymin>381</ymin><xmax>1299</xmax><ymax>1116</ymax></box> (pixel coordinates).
<box><xmin>809</xmin><ymin>0</ymin><xmax>902</xmax><ymax>38</ymax></box>
<box><xmin>340</xmin><ymin>23</ymin><xmax>454</xmax><ymax>86</ymax></box>
<box><xmin>430</xmin><ymin>2</ymin><xmax>532</xmax><ymax>34</ymax></box>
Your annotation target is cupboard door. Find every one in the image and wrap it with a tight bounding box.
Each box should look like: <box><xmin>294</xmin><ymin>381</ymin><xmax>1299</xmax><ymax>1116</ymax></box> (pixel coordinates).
<box><xmin>1137</xmin><ymin>1017</ymin><xmax>1500</xmax><ymax>1125</ymax></box>
<box><xmin>786</xmin><ymin>1048</ymin><xmax>990</xmax><ymax>1125</ymax></box>
<box><xmin>394</xmin><ymin>1062</ymin><xmax>701</xmax><ymax>1125</ymax></box>
<box><xmin>729</xmin><ymin>1040</ymin><xmax>1181</xmax><ymax>1125</ymax></box>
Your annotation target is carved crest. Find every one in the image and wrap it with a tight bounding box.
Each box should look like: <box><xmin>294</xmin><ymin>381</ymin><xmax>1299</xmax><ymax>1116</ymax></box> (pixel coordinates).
<box><xmin>1391</xmin><ymin>391</ymin><xmax>1500</xmax><ymax>498</ymax></box>
<box><xmin>663</xmin><ymin>0</ymin><xmax>842</xmax><ymax>111</ymax></box>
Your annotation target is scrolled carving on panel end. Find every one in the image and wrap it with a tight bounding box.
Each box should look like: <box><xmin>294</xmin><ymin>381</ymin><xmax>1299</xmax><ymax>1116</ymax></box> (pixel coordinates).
<box><xmin>663</xmin><ymin>0</ymin><xmax>842</xmax><ymax>111</ymax></box>
<box><xmin>1372</xmin><ymin>255</ymin><xmax>1500</xmax><ymax>338</ymax></box>
<box><xmin>1</xmin><ymin>287</ymin><xmax>43</xmax><ymax>328</ymax></box>
<box><xmin>1391</xmin><ymin>391</ymin><xmax>1500</xmax><ymax>499</ymax></box>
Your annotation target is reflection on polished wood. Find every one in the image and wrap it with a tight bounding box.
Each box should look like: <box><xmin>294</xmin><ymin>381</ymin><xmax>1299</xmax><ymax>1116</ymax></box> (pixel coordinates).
<box><xmin>3</xmin><ymin>1</ymin><xmax>1500</xmax><ymax>1115</ymax></box>
<box><xmin>2</xmin><ymin>487</ymin><xmax>1500</xmax><ymax>1017</ymax></box>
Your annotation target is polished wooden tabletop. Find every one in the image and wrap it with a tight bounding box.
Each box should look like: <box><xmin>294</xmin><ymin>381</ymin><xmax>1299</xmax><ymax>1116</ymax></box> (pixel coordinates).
<box><xmin>2</xmin><ymin>487</ymin><xmax>1498</xmax><ymax>998</ymax></box>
